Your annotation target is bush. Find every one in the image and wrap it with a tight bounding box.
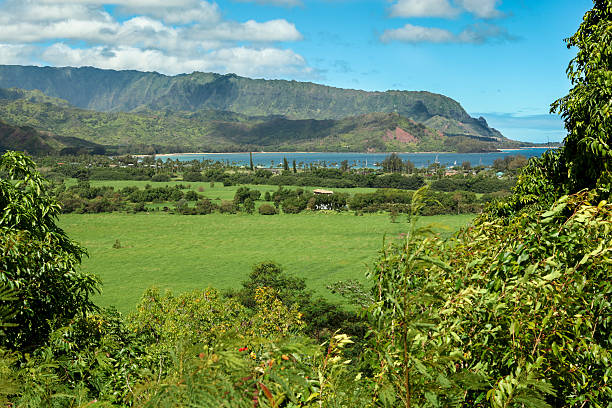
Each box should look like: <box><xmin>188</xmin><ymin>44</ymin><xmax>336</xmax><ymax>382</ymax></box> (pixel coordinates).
<box><xmin>195</xmin><ymin>198</ymin><xmax>217</xmax><ymax>214</ymax></box>
<box><xmin>218</xmin><ymin>200</ymin><xmax>236</xmax><ymax>214</ymax></box>
<box><xmin>243</xmin><ymin>198</ymin><xmax>255</xmax><ymax>214</ymax></box>
<box><xmin>183</xmin><ymin>171</ymin><xmax>202</xmax><ymax>182</ymax></box>
<box><xmin>281</xmin><ymin>196</ymin><xmax>309</xmax><ymax>214</ymax></box>
<box><xmin>151</xmin><ymin>173</ymin><xmax>170</xmax><ymax>182</ymax></box>
<box><xmin>184</xmin><ymin>190</ymin><xmax>199</xmax><ymax>201</ymax></box>
<box><xmin>258</xmin><ymin>203</ymin><xmax>277</xmax><ymax>215</ymax></box>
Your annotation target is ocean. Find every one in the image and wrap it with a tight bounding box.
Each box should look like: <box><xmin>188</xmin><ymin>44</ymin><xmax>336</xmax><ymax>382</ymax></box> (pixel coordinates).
<box><xmin>153</xmin><ymin>148</ymin><xmax>555</xmax><ymax>169</ymax></box>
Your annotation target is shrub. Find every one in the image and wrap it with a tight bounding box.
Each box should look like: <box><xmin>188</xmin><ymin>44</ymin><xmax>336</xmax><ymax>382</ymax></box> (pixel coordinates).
<box><xmin>151</xmin><ymin>173</ymin><xmax>170</xmax><ymax>182</ymax></box>
<box><xmin>184</xmin><ymin>190</ymin><xmax>199</xmax><ymax>201</ymax></box>
<box><xmin>195</xmin><ymin>198</ymin><xmax>217</xmax><ymax>214</ymax></box>
<box><xmin>243</xmin><ymin>198</ymin><xmax>255</xmax><ymax>214</ymax></box>
<box><xmin>183</xmin><ymin>171</ymin><xmax>203</xmax><ymax>182</ymax></box>
<box><xmin>218</xmin><ymin>200</ymin><xmax>236</xmax><ymax>214</ymax></box>
<box><xmin>258</xmin><ymin>203</ymin><xmax>277</xmax><ymax>215</ymax></box>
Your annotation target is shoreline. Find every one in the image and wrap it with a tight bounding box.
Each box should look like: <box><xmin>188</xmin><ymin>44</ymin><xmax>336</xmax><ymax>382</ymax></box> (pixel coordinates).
<box><xmin>140</xmin><ymin>147</ymin><xmax>553</xmax><ymax>157</ymax></box>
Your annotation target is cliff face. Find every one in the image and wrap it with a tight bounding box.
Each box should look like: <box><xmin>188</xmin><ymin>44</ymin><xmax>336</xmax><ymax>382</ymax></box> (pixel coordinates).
<box><xmin>0</xmin><ymin>65</ymin><xmax>471</xmax><ymax>120</ymax></box>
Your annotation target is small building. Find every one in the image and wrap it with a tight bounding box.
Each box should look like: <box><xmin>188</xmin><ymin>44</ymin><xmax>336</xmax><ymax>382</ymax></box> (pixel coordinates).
<box><xmin>313</xmin><ymin>189</ymin><xmax>334</xmax><ymax>195</ymax></box>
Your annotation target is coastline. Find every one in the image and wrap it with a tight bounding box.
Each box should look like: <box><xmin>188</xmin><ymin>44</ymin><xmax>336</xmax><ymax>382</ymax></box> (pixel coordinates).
<box><xmin>145</xmin><ymin>149</ymin><xmax>543</xmax><ymax>157</ymax></box>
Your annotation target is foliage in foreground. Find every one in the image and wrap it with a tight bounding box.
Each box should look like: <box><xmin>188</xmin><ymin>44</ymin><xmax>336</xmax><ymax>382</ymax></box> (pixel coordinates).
<box><xmin>0</xmin><ymin>151</ymin><xmax>100</xmax><ymax>350</ymax></box>
<box><xmin>359</xmin><ymin>188</ymin><xmax>611</xmax><ymax>407</ymax></box>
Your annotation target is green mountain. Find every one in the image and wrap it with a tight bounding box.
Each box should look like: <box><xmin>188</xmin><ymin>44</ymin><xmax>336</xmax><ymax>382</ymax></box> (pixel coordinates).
<box><xmin>0</xmin><ymin>65</ymin><xmax>504</xmax><ymax>143</ymax></box>
<box><xmin>0</xmin><ymin>120</ymin><xmax>105</xmax><ymax>155</ymax></box>
<box><xmin>0</xmin><ymin>89</ymin><xmax>531</xmax><ymax>153</ymax></box>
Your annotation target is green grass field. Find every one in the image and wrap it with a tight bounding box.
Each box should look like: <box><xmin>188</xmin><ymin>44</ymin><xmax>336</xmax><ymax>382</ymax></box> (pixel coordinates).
<box><xmin>60</xmin><ymin>211</ymin><xmax>475</xmax><ymax>312</ymax></box>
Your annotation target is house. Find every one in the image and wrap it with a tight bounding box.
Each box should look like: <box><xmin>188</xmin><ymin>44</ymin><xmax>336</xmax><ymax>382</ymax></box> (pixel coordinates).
<box><xmin>313</xmin><ymin>189</ymin><xmax>334</xmax><ymax>195</ymax></box>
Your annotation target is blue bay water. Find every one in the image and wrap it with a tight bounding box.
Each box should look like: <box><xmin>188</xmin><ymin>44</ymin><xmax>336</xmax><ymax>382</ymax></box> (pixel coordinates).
<box><xmin>154</xmin><ymin>148</ymin><xmax>554</xmax><ymax>169</ymax></box>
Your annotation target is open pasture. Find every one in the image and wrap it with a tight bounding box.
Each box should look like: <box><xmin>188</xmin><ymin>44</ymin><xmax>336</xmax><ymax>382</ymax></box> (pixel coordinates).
<box><xmin>60</xmin><ymin>211</ymin><xmax>474</xmax><ymax>312</ymax></box>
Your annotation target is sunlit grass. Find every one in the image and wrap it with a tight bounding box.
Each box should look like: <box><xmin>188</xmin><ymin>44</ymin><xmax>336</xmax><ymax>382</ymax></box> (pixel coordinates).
<box><xmin>60</xmin><ymin>211</ymin><xmax>474</xmax><ymax>312</ymax></box>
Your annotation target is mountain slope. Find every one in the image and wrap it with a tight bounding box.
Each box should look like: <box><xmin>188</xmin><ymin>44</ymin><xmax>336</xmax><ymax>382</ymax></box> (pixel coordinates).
<box><xmin>0</xmin><ymin>65</ymin><xmax>502</xmax><ymax>142</ymax></box>
<box><xmin>0</xmin><ymin>120</ymin><xmax>105</xmax><ymax>155</ymax></box>
<box><xmin>0</xmin><ymin>91</ymin><xmax>529</xmax><ymax>153</ymax></box>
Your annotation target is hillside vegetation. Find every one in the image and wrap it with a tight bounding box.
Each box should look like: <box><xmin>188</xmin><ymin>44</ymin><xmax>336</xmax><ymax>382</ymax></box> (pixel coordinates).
<box><xmin>0</xmin><ymin>65</ymin><xmax>505</xmax><ymax>144</ymax></box>
<box><xmin>0</xmin><ymin>120</ymin><xmax>104</xmax><ymax>155</ymax></box>
<box><xmin>0</xmin><ymin>88</ymin><xmax>529</xmax><ymax>153</ymax></box>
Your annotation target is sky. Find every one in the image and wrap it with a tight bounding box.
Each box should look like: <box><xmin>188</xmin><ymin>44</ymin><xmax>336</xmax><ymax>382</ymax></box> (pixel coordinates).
<box><xmin>0</xmin><ymin>0</ymin><xmax>594</xmax><ymax>143</ymax></box>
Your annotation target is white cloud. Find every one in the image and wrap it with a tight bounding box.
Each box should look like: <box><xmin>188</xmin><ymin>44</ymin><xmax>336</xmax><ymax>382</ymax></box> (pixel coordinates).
<box><xmin>389</xmin><ymin>0</ymin><xmax>503</xmax><ymax>19</ymax></box>
<box><xmin>0</xmin><ymin>1</ymin><xmax>302</xmax><ymax>46</ymax></box>
<box><xmin>0</xmin><ymin>3</ymin><xmax>100</xmax><ymax>23</ymax></box>
<box><xmin>381</xmin><ymin>24</ymin><xmax>454</xmax><ymax>43</ymax></box>
<box><xmin>41</xmin><ymin>43</ymin><xmax>311</xmax><ymax>77</ymax></box>
<box><xmin>455</xmin><ymin>0</ymin><xmax>502</xmax><ymax>18</ymax></box>
<box><xmin>456</xmin><ymin>23</ymin><xmax>511</xmax><ymax>43</ymax></box>
<box><xmin>0</xmin><ymin>44</ymin><xmax>39</xmax><ymax>65</ymax></box>
<box><xmin>389</xmin><ymin>0</ymin><xmax>458</xmax><ymax>18</ymax></box>
<box><xmin>191</xmin><ymin>19</ymin><xmax>302</xmax><ymax>43</ymax></box>
<box><xmin>0</xmin><ymin>0</ymin><xmax>310</xmax><ymax>77</ymax></box>
<box><xmin>381</xmin><ymin>23</ymin><xmax>512</xmax><ymax>44</ymax></box>
<box><xmin>119</xmin><ymin>1</ymin><xmax>221</xmax><ymax>24</ymax></box>
<box><xmin>38</xmin><ymin>0</ymin><xmax>199</xmax><ymax>7</ymax></box>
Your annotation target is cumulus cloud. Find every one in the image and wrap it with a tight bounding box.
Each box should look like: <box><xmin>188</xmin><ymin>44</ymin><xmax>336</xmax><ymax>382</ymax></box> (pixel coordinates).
<box><xmin>381</xmin><ymin>24</ymin><xmax>454</xmax><ymax>43</ymax></box>
<box><xmin>38</xmin><ymin>0</ymin><xmax>199</xmax><ymax>6</ymax></box>
<box><xmin>191</xmin><ymin>20</ymin><xmax>302</xmax><ymax>42</ymax></box>
<box><xmin>125</xmin><ymin>1</ymin><xmax>222</xmax><ymax>24</ymax></box>
<box><xmin>381</xmin><ymin>23</ymin><xmax>514</xmax><ymax>44</ymax></box>
<box><xmin>455</xmin><ymin>0</ymin><xmax>502</xmax><ymax>19</ymax></box>
<box><xmin>389</xmin><ymin>0</ymin><xmax>503</xmax><ymax>19</ymax></box>
<box><xmin>390</xmin><ymin>0</ymin><xmax>458</xmax><ymax>18</ymax></box>
<box><xmin>0</xmin><ymin>44</ymin><xmax>39</xmax><ymax>65</ymax></box>
<box><xmin>41</xmin><ymin>43</ymin><xmax>311</xmax><ymax>77</ymax></box>
<box><xmin>0</xmin><ymin>0</ymin><xmax>310</xmax><ymax>77</ymax></box>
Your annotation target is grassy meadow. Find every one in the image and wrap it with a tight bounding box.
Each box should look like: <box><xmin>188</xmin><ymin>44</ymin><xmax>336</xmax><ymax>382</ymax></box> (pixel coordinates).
<box><xmin>60</xmin><ymin>211</ymin><xmax>475</xmax><ymax>312</ymax></box>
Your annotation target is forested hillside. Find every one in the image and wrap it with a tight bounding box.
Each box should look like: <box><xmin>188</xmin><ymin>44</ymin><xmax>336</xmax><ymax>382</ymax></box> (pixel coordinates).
<box><xmin>0</xmin><ymin>89</ymin><xmax>528</xmax><ymax>153</ymax></box>
<box><xmin>0</xmin><ymin>65</ymin><xmax>503</xmax><ymax>142</ymax></box>
<box><xmin>0</xmin><ymin>120</ymin><xmax>104</xmax><ymax>155</ymax></box>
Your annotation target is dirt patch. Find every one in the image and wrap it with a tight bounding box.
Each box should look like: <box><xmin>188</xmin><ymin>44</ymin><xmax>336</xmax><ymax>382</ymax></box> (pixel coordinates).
<box><xmin>383</xmin><ymin>127</ymin><xmax>419</xmax><ymax>143</ymax></box>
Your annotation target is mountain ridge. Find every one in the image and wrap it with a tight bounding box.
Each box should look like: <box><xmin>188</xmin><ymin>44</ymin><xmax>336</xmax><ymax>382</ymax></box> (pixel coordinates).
<box><xmin>0</xmin><ymin>89</ymin><xmax>533</xmax><ymax>154</ymax></box>
<box><xmin>0</xmin><ymin>65</ymin><xmax>496</xmax><ymax>134</ymax></box>
<box><xmin>0</xmin><ymin>65</ymin><xmax>533</xmax><ymax>154</ymax></box>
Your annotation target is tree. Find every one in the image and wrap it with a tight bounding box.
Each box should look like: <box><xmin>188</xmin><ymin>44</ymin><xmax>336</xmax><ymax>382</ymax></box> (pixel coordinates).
<box><xmin>249</xmin><ymin>151</ymin><xmax>254</xmax><ymax>171</ymax></box>
<box><xmin>283</xmin><ymin>157</ymin><xmax>289</xmax><ymax>171</ymax></box>
<box><xmin>237</xmin><ymin>262</ymin><xmax>309</xmax><ymax>310</ymax></box>
<box><xmin>243</xmin><ymin>198</ymin><xmax>255</xmax><ymax>214</ymax></box>
<box><xmin>0</xmin><ymin>152</ymin><xmax>100</xmax><ymax>350</ymax></box>
<box><xmin>382</xmin><ymin>153</ymin><xmax>404</xmax><ymax>173</ymax></box>
<box><xmin>340</xmin><ymin>160</ymin><xmax>349</xmax><ymax>172</ymax></box>
<box><xmin>403</xmin><ymin>159</ymin><xmax>415</xmax><ymax>174</ymax></box>
<box><xmin>551</xmin><ymin>0</ymin><xmax>612</xmax><ymax>192</ymax></box>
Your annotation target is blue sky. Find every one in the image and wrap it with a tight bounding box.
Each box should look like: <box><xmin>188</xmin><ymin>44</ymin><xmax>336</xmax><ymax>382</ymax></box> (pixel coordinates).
<box><xmin>0</xmin><ymin>0</ymin><xmax>593</xmax><ymax>142</ymax></box>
